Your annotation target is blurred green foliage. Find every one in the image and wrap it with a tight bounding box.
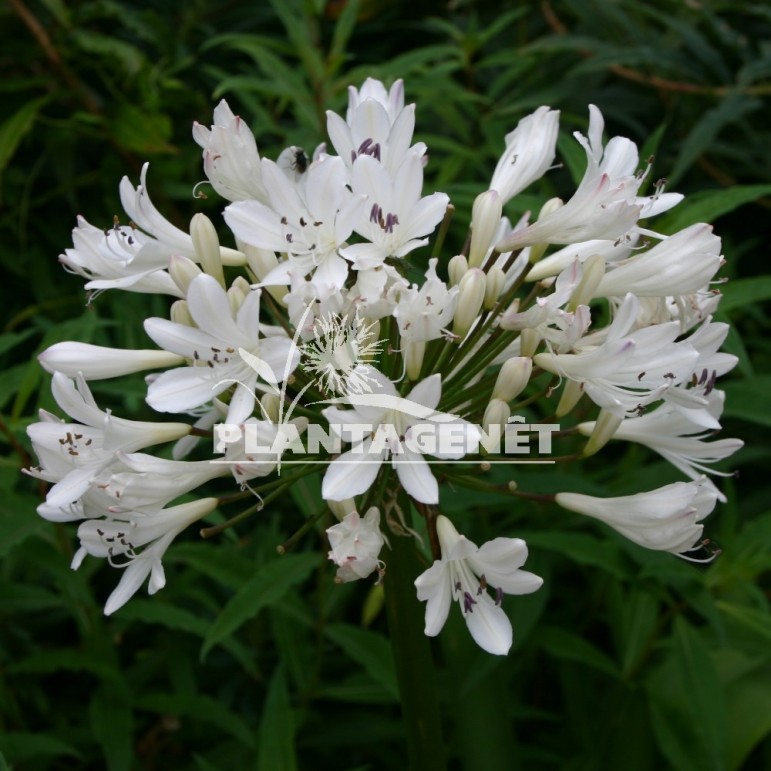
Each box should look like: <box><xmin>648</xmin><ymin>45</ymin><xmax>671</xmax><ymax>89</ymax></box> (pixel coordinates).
<box><xmin>1</xmin><ymin>0</ymin><xmax>770</xmax><ymax>769</ymax></box>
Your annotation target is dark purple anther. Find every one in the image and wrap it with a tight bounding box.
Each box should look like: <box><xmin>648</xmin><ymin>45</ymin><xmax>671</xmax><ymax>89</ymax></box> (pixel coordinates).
<box><xmin>463</xmin><ymin>592</ymin><xmax>477</xmax><ymax>613</ymax></box>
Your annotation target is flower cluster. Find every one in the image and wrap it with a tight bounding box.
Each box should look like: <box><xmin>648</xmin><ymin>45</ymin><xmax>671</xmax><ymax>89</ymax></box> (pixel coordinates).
<box><xmin>28</xmin><ymin>78</ymin><xmax>741</xmax><ymax>655</ymax></box>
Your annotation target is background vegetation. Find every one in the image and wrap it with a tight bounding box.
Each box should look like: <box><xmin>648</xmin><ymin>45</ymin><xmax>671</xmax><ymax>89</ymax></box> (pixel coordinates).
<box><xmin>1</xmin><ymin>0</ymin><xmax>770</xmax><ymax>768</ymax></box>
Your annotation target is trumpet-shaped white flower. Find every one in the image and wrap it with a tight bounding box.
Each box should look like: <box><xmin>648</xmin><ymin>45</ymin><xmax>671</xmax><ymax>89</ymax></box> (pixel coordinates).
<box><xmin>225</xmin><ymin>155</ymin><xmax>366</xmax><ymax>289</ymax></box>
<box><xmin>72</xmin><ymin>497</ymin><xmax>218</xmax><ymax>615</ymax></box>
<box><xmin>327</xmin><ymin>77</ymin><xmax>424</xmax><ymax>173</ymax></box>
<box><xmin>489</xmin><ymin>106</ymin><xmax>560</xmax><ymax>204</ymax></box>
<box><xmin>326</xmin><ymin>507</ymin><xmax>385</xmax><ymax>583</ymax></box>
<box><xmin>144</xmin><ymin>274</ymin><xmax>299</xmax><ymax>424</ymax></box>
<box><xmin>415</xmin><ymin>515</ymin><xmax>543</xmax><ymax>655</ymax></box>
<box><xmin>321</xmin><ymin>369</ymin><xmax>480</xmax><ymax>504</ymax></box>
<box><xmin>192</xmin><ymin>99</ymin><xmax>269</xmax><ymax>203</ymax></box>
<box><xmin>555</xmin><ymin>477</ymin><xmax>719</xmax><ymax>556</ymax></box>
<box><xmin>340</xmin><ymin>153</ymin><xmax>449</xmax><ymax>269</ymax></box>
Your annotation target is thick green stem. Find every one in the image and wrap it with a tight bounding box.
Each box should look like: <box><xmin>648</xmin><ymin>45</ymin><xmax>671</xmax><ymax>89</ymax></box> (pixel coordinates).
<box><xmin>384</xmin><ymin>495</ymin><xmax>446</xmax><ymax>771</ymax></box>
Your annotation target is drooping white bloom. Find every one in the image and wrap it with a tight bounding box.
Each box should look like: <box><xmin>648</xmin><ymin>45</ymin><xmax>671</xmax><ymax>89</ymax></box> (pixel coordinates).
<box><xmin>71</xmin><ymin>497</ymin><xmax>218</xmax><ymax>615</ymax></box>
<box><xmin>555</xmin><ymin>477</ymin><xmax>719</xmax><ymax>556</ymax></box>
<box><xmin>144</xmin><ymin>274</ymin><xmax>299</xmax><ymax>424</ymax></box>
<box><xmin>60</xmin><ymin>215</ymin><xmax>183</xmax><ymax>297</ymax></box>
<box><xmin>579</xmin><ymin>391</ymin><xmax>743</xmax><ymax>492</ymax></box>
<box><xmin>192</xmin><ymin>99</ymin><xmax>269</xmax><ymax>203</ymax></box>
<box><xmin>25</xmin><ymin>373</ymin><xmax>191</xmax><ymax>510</ymax></box>
<box><xmin>340</xmin><ymin>153</ymin><xmax>450</xmax><ymax>269</ymax></box>
<box><xmin>39</xmin><ymin>342</ymin><xmax>183</xmax><ymax>380</ymax></box>
<box><xmin>593</xmin><ymin>224</ymin><xmax>723</xmax><ymax>298</ymax></box>
<box><xmin>326</xmin><ymin>507</ymin><xmax>385</xmax><ymax>583</ymax></box>
<box><xmin>489</xmin><ymin>106</ymin><xmax>560</xmax><ymax>204</ymax></box>
<box><xmin>414</xmin><ymin>515</ymin><xmax>543</xmax><ymax>655</ymax></box>
<box><xmin>534</xmin><ymin>293</ymin><xmax>699</xmax><ymax>416</ymax></box>
<box><xmin>321</xmin><ymin>369</ymin><xmax>480</xmax><ymax>504</ymax></box>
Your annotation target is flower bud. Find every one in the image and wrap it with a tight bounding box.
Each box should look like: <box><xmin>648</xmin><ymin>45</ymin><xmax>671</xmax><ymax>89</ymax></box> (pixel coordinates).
<box><xmin>170</xmin><ymin>299</ymin><xmax>193</xmax><ymax>326</ymax></box>
<box><xmin>493</xmin><ymin>357</ymin><xmax>532</xmax><ymax>402</ymax></box>
<box><xmin>169</xmin><ymin>254</ymin><xmax>202</xmax><ymax>295</ymax></box>
<box><xmin>528</xmin><ymin>197</ymin><xmax>564</xmax><ymax>264</ymax></box>
<box><xmin>580</xmin><ymin>409</ymin><xmax>623</xmax><ymax>457</ymax></box>
<box><xmin>242</xmin><ymin>242</ymin><xmax>279</xmax><ymax>281</ymax></box>
<box><xmin>469</xmin><ymin>190</ymin><xmax>502</xmax><ymax>268</ymax></box>
<box><xmin>556</xmin><ymin>378</ymin><xmax>584</xmax><ymax>417</ymax></box>
<box><xmin>405</xmin><ymin>340</ymin><xmax>426</xmax><ymax>380</ymax></box>
<box><xmin>448</xmin><ymin>254</ymin><xmax>468</xmax><ymax>287</ymax></box>
<box><xmin>191</xmin><ymin>213</ymin><xmax>225</xmax><ymax>287</ymax></box>
<box><xmin>328</xmin><ymin>498</ymin><xmax>357</xmax><ymax>521</ymax></box>
<box><xmin>483</xmin><ymin>398</ymin><xmax>511</xmax><ymax>432</ymax></box>
<box><xmin>484</xmin><ymin>266</ymin><xmax>506</xmax><ymax>309</ymax></box>
<box><xmin>568</xmin><ymin>253</ymin><xmax>605</xmax><ymax>311</ymax></box>
<box><xmin>518</xmin><ymin>328</ymin><xmax>540</xmax><ymax>358</ymax></box>
<box><xmin>260</xmin><ymin>393</ymin><xmax>281</xmax><ymax>423</ymax></box>
<box><xmin>453</xmin><ymin>268</ymin><xmax>486</xmax><ymax>338</ymax></box>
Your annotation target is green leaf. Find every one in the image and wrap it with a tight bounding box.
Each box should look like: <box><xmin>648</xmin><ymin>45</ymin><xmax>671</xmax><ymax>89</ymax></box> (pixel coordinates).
<box><xmin>90</xmin><ymin>684</ymin><xmax>133</xmax><ymax>771</ymax></box>
<box><xmin>139</xmin><ymin>692</ymin><xmax>256</xmax><ymax>749</ymax></box>
<box><xmin>0</xmin><ymin>488</ymin><xmax>46</xmax><ymax>557</ymax></box>
<box><xmin>325</xmin><ymin>623</ymin><xmax>399</xmax><ymax>699</ymax></box>
<box><xmin>0</xmin><ymin>97</ymin><xmax>48</xmax><ymax>176</ymax></box>
<box><xmin>257</xmin><ymin>667</ymin><xmax>297</xmax><ymax>771</ymax></box>
<box><xmin>722</xmin><ymin>376</ymin><xmax>771</xmax><ymax>427</ymax></box>
<box><xmin>519</xmin><ymin>531</ymin><xmax>628</xmax><ymax>578</ymax></box>
<box><xmin>717</xmin><ymin>602</ymin><xmax>771</xmax><ymax>644</ymax></box>
<box><xmin>539</xmin><ymin>626</ymin><xmax>620</xmax><ymax>678</ymax></box>
<box><xmin>202</xmin><ymin>552</ymin><xmax>318</xmax><ymax>658</ymax></box>
<box><xmin>0</xmin><ymin>734</ymin><xmax>80</xmax><ymax>764</ymax></box>
<box><xmin>719</xmin><ymin>276</ymin><xmax>771</xmax><ymax>314</ymax></box>
<box><xmin>658</xmin><ymin>184</ymin><xmax>771</xmax><ymax>233</ymax></box>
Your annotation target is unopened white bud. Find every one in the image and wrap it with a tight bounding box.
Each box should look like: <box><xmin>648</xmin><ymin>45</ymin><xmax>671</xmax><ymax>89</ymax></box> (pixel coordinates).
<box><xmin>227</xmin><ymin>282</ymin><xmax>248</xmax><ymax>313</ymax></box>
<box><xmin>328</xmin><ymin>498</ymin><xmax>357</xmax><ymax>521</ymax></box>
<box><xmin>484</xmin><ymin>266</ymin><xmax>506</xmax><ymax>309</ymax></box>
<box><xmin>242</xmin><ymin>242</ymin><xmax>278</xmax><ymax>281</ymax></box>
<box><xmin>168</xmin><ymin>254</ymin><xmax>202</xmax><ymax>294</ymax></box>
<box><xmin>493</xmin><ymin>357</ymin><xmax>532</xmax><ymax>401</ymax></box>
<box><xmin>556</xmin><ymin>378</ymin><xmax>584</xmax><ymax>417</ymax></box>
<box><xmin>469</xmin><ymin>190</ymin><xmax>503</xmax><ymax>268</ymax></box>
<box><xmin>448</xmin><ymin>254</ymin><xmax>469</xmax><ymax>287</ymax></box>
<box><xmin>568</xmin><ymin>254</ymin><xmax>605</xmax><ymax>311</ymax></box>
<box><xmin>405</xmin><ymin>340</ymin><xmax>426</xmax><ymax>380</ymax></box>
<box><xmin>528</xmin><ymin>197</ymin><xmax>564</xmax><ymax>264</ymax></box>
<box><xmin>191</xmin><ymin>213</ymin><xmax>225</xmax><ymax>287</ymax></box>
<box><xmin>519</xmin><ymin>328</ymin><xmax>540</xmax><ymax>358</ymax></box>
<box><xmin>260</xmin><ymin>393</ymin><xmax>281</xmax><ymax>423</ymax></box>
<box><xmin>579</xmin><ymin>410</ymin><xmax>623</xmax><ymax>457</ymax></box>
<box><xmin>483</xmin><ymin>398</ymin><xmax>511</xmax><ymax>432</ymax></box>
<box><xmin>453</xmin><ymin>268</ymin><xmax>486</xmax><ymax>338</ymax></box>
<box><xmin>170</xmin><ymin>299</ymin><xmax>193</xmax><ymax>326</ymax></box>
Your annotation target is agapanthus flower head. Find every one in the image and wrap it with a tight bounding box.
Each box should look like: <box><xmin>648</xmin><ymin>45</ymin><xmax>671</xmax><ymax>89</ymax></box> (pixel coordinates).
<box><xmin>27</xmin><ymin>77</ymin><xmax>741</xmax><ymax>656</ymax></box>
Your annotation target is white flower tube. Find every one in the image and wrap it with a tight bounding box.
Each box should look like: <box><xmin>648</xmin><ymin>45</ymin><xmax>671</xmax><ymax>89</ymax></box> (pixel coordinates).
<box><xmin>39</xmin><ymin>342</ymin><xmax>183</xmax><ymax>380</ymax></box>
<box><xmin>556</xmin><ymin>478</ymin><xmax>719</xmax><ymax>555</ymax></box>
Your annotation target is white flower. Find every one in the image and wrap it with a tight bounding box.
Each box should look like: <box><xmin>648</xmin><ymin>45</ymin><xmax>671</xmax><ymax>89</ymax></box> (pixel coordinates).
<box><xmin>39</xmin><ymin>342</ymin><xmax>183</xmax><ymax>380</ymax></box>
<box><xmin>326</xmin><ymin>78</ymin><xmax>424</xmax><ymax>173</ymax></box>
<box><xmin>25</xmin><ymin>373</ymin><xmax>190</xmax><ymax>510</ymax></box>
<box><xmin>579</xmin><ymin>391</ymin><xmax>743</xmax><ymax>492</ymax></box>
<box><xmin>392</xmin><ymin>258</ymin><xmax>458</xmax><ymax>343</ymax></box>
<box><xmin>60</xmin><ymin>215</ymin><xmax>183</xmax><ymax>297</ymax></box>
<box><xmin>326</xmin><ymin>507</ymin><xmax>385</xmax><ymax>583</ymax></box>
<box><xmin>593</xmin><ymin>224</ymin><xmax>723</xmax><ymax>298</ymax></box>
<box><xmin>144</xmin><ymin>274</ymin><xmax>299</xmax><ymax>424</ymax></box>
<box><xmin>71</xmin><ymin>497</ymin><xmax>218</xmax><ymax>614</ymax></box>
<box><xmin>321</xmin><ymin>369</ymin><xmax>480</xmax><ymax>504</ymax></box>
<box><xmin>555</xmin><ymin>477</ymin><xmax>719</xmax><ymax>556</ymax></box>
<box><xmin>340</xmin><ymin>153</ymin><xmax>449</xmax><ymax>269</ymax></box>
<box><xmin>224</xmin><ymin>155</ymin><xmax>365</xmax><ymax>288</ymax></box>
<box><xmin>534</xmin><ymin>293</ymin><xmax>699</xmax><ymax>416</ymax></box>
<box><xmin>489</xmin><ymin>106</ymin><xmax>560</xmax><ymax>204</ymax></box>
<box><xmin>414</xmin><ymin>515</ymin><xmax>543</xmax><ymax>655</ymax></box>
<box><xmin>192</xmin><ymin>99</ymin><xmax>269</xmax><ymax>203</ymax></box>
